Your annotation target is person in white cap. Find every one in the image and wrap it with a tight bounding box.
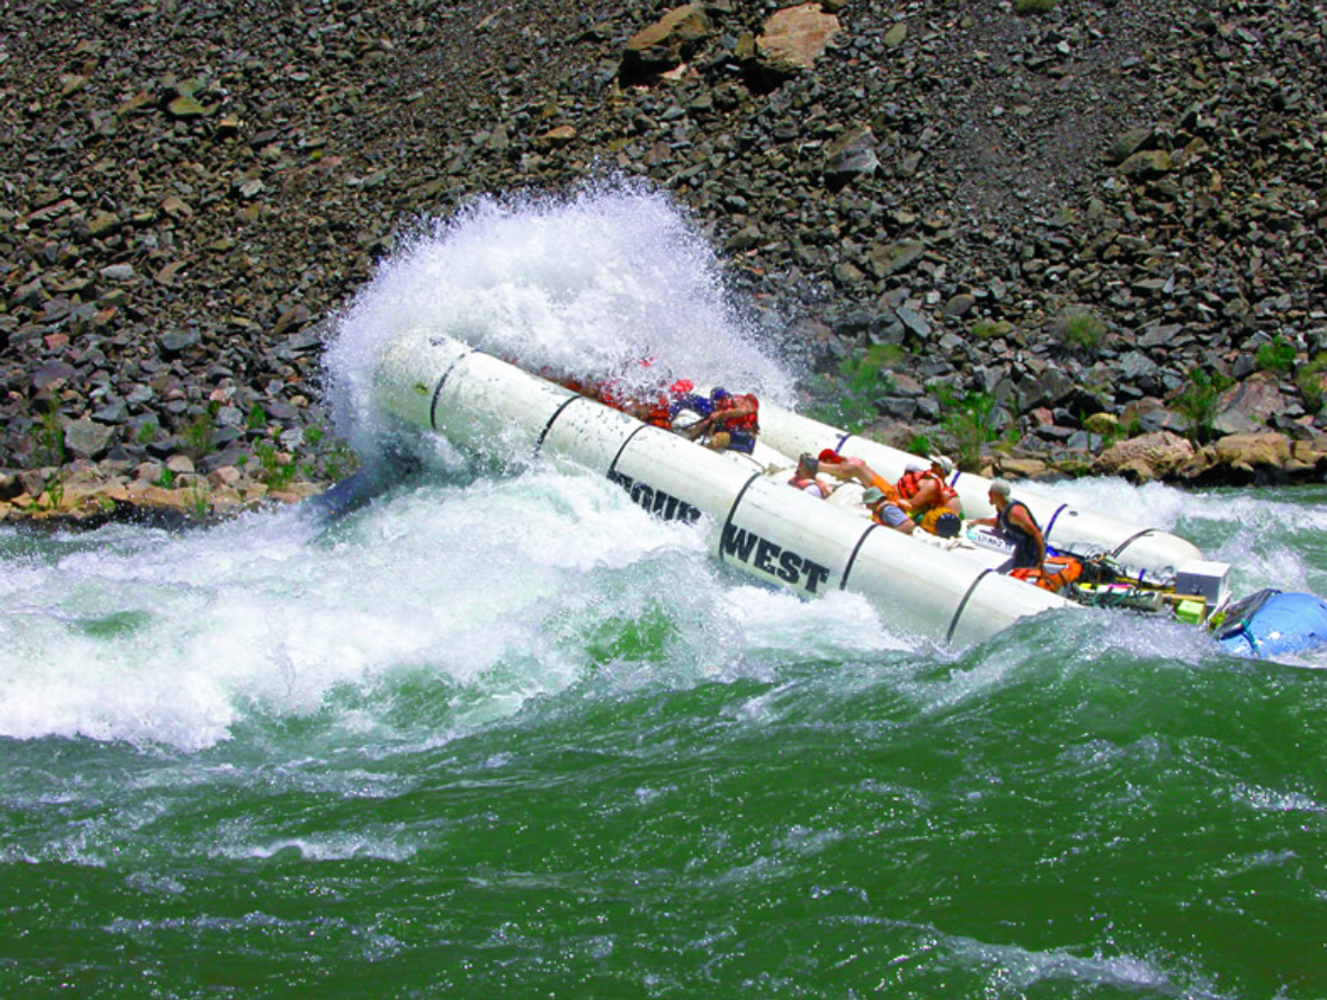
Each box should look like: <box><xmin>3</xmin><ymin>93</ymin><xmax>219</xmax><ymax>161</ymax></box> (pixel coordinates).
<box><xmin>973</xmin><ymin>478</ymin><xmax>1045</xmax><ymax>573</ymax></box>
<box><xmin>926</xmin><ymin>453</ymin><xmax>964</xmax><ymax>516</ymax></box>
<box><xmin>896</xmin><ymin>454</ymin><xmax>963</xmax><ymax>530</ymax></box>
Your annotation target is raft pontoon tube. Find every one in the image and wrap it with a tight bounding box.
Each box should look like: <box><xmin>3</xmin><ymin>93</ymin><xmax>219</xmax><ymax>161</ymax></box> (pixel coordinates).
<box><xmin>372</xmin><ymin>333</ymin><xmax>1071</xmax><ymax>647</ymax></box>
<box><xmin>754</xmin><ymin>403</ymin><xmax>1202</xmax><ymax>584</ymax></box>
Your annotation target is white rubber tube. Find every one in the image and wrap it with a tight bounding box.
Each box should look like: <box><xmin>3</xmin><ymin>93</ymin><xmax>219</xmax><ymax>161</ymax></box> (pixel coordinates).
<box><xmin>373</xmin><ymin>334</ymin><xmax>1072</xmax><ymax>647</ymax></box>
<box><xmin>753</xmin><ymin>402</ymin><xmax>1202</xmax><ymax>582</ymax></box>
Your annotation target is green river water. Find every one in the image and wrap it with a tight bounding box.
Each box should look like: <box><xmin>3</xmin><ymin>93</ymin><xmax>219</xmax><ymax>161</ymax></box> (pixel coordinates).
<box><xmin>4</xmin><ymin>189</ymin><xmax>1325</xmax><ymax>998</ymax></box>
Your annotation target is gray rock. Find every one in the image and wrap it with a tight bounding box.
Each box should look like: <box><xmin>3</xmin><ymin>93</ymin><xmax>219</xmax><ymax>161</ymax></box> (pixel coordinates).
<box><xmin>64</xmin><ymin>418</ymin><xmax>116</xmax><ymax>459</ymax></box>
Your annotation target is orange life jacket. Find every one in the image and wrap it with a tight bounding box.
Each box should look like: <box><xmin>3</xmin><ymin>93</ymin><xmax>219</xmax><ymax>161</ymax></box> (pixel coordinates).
<box><xmin>1010</xmin><ymin>556</ymin><xmax>1083</xmax><ymax>594</ymax></box>
<box><xmin>925</xmin><ymin>470</ymin><xmax>958</xmax><ymax>504</ymax></box>
<box><xmin>643</xmin><ymin>394</ymin><xmax>672</xmax><ymax>429</ymax></box>
<box><xmin>867</xmin><ymin>473</ymin><xmax>901</xmax><ymax>503</ymax></box>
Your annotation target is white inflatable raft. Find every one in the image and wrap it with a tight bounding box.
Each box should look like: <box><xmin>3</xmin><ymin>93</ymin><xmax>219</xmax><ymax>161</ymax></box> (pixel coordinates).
<box><xmin>372</xmin><ymin>334</ymin><xmax>1071</xmax><ymax>647</ymax></box>
<box><xmin>753</xmin><ymin>403</ymin><xmax>1202</xmax><ymax>583</ymax></box>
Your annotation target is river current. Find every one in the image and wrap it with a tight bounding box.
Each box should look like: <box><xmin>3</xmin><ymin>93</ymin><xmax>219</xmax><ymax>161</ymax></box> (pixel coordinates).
<box><xmin>3</xmin><ymin>189</ymin><xmax>1325</xmax><ymax>998</ymax></box>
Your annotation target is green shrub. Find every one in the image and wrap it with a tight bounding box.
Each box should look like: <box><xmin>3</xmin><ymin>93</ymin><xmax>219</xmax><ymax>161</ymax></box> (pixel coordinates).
<box><xmin>255</xmin><ymin>441</ymin><xmax>296</xmax><ymax>490</ymax></box>
<box><xmin>31</xmin><ymin>398</ymin><xmax>67</xmax><ymax>510</ymax></box>
<box><xmin>1053</xmin><ymin>307</ymin><xmax>1107</xmax><ymax>354</ymax></box>
<box><xmin>970</xmin><ymin>318</ymin><xmax>1011</xmax><ymax>340</ymax></box>
<box><xmin>1013</xmin><ymin>0</ymin><xmax>1059</xmax><ymax>12</ymax></box>
<box><xmin>1296</xmin><ymin>352</ymin><xmax>1327</xmax><ymax>413</ymax></box>
<box><xmin>318</xmin><ymin>439</ymin><xmax>358</xmax><ymax>482</ymax></box>
<box><xmin>1255</xmin><ymin>334</ymin><xmax>1296</xmax><ymax>375</ymax></box>
<box><xmin>246</xmin><ymin>404</ymin><xmax>268</xmax><ymax>430</ymax></box>
<box><xmin>933</xmin><ymin>385</ymin><xmax>1001</xmax><ymax>470</ymax></box>
<box><xmin>182</xmin><ymin>409</ymin><xmax>217</xmax><ymax>460</ymax></box>
<box><xmin>805</xmin><ymin>344</ymin><xmax>900</xmax><ymax>432</ymax></box>
<box><xmin>1172</xmin><ymin>367</ymin><xmax>1233</xmax><ymax>443</ymax></box>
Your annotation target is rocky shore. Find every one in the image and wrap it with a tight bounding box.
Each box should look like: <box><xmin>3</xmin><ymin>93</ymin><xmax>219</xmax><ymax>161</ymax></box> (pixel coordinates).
<box><xmin>1</xmin><ymin>0</ymin><xmax>1323</xmax><ymax>525</ymax></box>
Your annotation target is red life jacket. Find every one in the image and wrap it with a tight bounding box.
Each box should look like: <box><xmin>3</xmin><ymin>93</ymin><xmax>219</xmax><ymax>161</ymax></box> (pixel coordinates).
<box><xmin>718</xmin><ymin>394</ymin><xmax>759</xmax><ymax>433</ymax></box>
<box><xmin>788</xmin><ymin>475</ymin><xmax>825</xmax><ymax>496</ymax></box>
<box><xmin>644</xmin><ymin>395</ymin><xmax>672</xmax><ymax>429</ymax></box>
<box><xmin>896</xmin><ymin>469</ymin><xmax>925</xmax><ymax>500</ymax></box>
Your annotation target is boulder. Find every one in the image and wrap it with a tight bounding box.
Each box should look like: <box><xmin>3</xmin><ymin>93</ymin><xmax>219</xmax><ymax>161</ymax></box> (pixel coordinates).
<box><xmin>1213</xmin><ymin>373</ymin><xmax>1292</xmax><ymax>435</ymax></box>
<box><xmin>1211</xmin><ymin>432</ymin><xmax>1291</xmax><ymax>475</ymax></box>
<box><xmin>867</xmin><ymin>239</ymin><xmax>924</xmax><ymax>279</ymax></box>
<box><xmin>755</xmin><ymin>3</ymin><xmax>841</xmax><ymax>75</ymax></box>
<box><xmin>622</xmin><ymin>5</ymin><xmax>712</xmax><ymax>79</ymax></box>
<box><xmin>64</xmin><ymin>418</ymin><xmax>116</xmax><ymax>460</ymax></box>
<box><xmin>823</xmin><ymin>127</ymin><xmax>879</xmax><ymax>191</ymax></box>
<box><xmin>1093</xmin><ymin>431</ymin><xmax>1197</xmax><ymax>482</ymax></box>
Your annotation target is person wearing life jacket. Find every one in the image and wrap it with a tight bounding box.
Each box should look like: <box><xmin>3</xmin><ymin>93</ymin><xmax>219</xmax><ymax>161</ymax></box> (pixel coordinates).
<box><xmin>788</xmin><ymin>453</ymin><xmax>832</xmax><ymax>499</ymax></box>
<box><xmin>666</xmin><ymin>379</ymin><xmax>713</xmax><ymax>435</ymax></box>
<box><xmin>592</xmin><ymin>372</ymin><xmax>686</xmax><ymax>431</ymax></box>
<box><xmin>862</xmin><ymin>485</ymin><xmax>915</xmax><ymax>534</ymax></box>
<box><xmin>896</xmin><ymin>457</ymin><xmax>960</xmax><ymax>514</ymax></box>
<box><xmin>887</xmin><ymin>456</ymin><xmax>961</xmax><ymax>536</ymax></box>
<box><xmin>926</xmin><ymin>454</ymin><xmax>963</xmax><ymax>516</ymax></box>
<box><xmin>973</xmin><ymin>478</ymin><xmax>1046</xmax><ymax>575</ymax></box>
<box><xmin>814</xmin><ymin>449</ymin><xmax>923</xmax><ymax>522</ymax></box>
<box><xmin>690</xmin><ymin>388</ymin><xmax>759</xmax><ymax>454</ymax></box>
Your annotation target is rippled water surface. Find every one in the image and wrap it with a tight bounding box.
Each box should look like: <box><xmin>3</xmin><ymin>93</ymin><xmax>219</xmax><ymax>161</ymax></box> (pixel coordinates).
<box><xmin>3</xmin><ymin>190</ymin><xmax>1325</xmax><ymax>998</ymax></box>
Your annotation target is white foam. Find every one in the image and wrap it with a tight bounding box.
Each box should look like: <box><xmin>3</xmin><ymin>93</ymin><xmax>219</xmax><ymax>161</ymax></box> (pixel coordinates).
<box><xmin>322</xmin><ymin>182</ymin><xmax>794</xmax><ymax>460</ymax></box>
<box><xmin>0</xmin><ymin>469</ymin><xmax>809</xmax><ymax>750</ymax></box>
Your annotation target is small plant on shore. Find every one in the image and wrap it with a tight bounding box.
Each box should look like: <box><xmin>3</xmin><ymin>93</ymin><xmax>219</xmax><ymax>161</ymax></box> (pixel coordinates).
<box><xmin>33</xmin><ymin>398</ymin><xmax>67</xmax><ymax>510</ymax></box>
<box><xmin>246</xmin><ymin>404</ymin><xmax>268</xmax><ymax>430</ymax></box>
<box><xmin>1171</xmin><ymin>366</ymin><xmax>1234</xmax><ymax>443</ymax></box>
<box><xmin>136</xmin><ymin>420</ymin><xmax>160</xmax><ymax>445</ymax></box>
<box><xmin>1013</xmin><ymin>0</ymin><xmax>1060</xmax><ymax>12</ymax></box>
<box><xmin>1295</xmin><ymin>352</ymin><xmax>1327</xmax><ymax>414</ymax></box>
<box><xmin>907</xmin><ymin>433</ymin><xmax>933</xmax><ymax>457</ymax></box>
<box><xmin>182</xmin><ymin>403</ymin><xmax>221</xmax><ymax>460</ymax></box>
<box><xmin>933</xmin><ymin>384</ymin><xmax>1002</xmax><ymax>470</ymax></box>
<box><xmin>806</xmin><ymin>344</ymin><xmax>899</xmax><ymax>433</ymax></box>
<box><xmin>1053</xmin><ymin>307</ymin><xmax>1108</xmax><ymax>354</ymax></box>
<box><xmin>319</xmin><ymin>439</ymin><xmax>358</xmax><ymax>481</ymax></box>
<box><xmin>154</xmin><ymin>467</ymin><xmax>176</xmax><ymax>489</ymax></box>
<box><xmin>254</xmin><ymin>441</ymin><xmax>296</xmax><ymax>491</ymax></box>
<box><xmin>1255</xmin><ymin>334</ymin><xmax>1296</xmax><ymax>375</ymax></box>
<box><xmin>186</xmin><ymin>480</ymin><xmax>212</xmax><ymax>520</ymax></box>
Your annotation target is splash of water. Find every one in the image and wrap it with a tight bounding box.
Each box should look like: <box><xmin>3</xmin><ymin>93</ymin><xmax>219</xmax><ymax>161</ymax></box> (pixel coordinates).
<box><xmin>322</xmin><ymin>182</ymin><xmax>796</xmax><ymax>460</ymax></box>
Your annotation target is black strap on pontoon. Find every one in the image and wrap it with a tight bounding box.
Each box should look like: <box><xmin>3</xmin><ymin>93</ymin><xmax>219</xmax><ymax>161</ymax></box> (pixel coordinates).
<box><xmin>839</xmin><ymin>523</ymin><xmax>880</xmax><ymax>590</ymax></box>
<box><xmin>717</xmin><ymin>473</ymin><xmax>763</xmax><ymax>560</ymax></box>
<box><xmin>946</xmin><ymin>569</ymin><xmax>995</xmax><ymax>644</ymax></box>
<box><xmin>429</xmin><ymin>348</ymin><xmax>476</xmax><ymax>431</ymax></box>
<box><xmin>533</xmin><ymin>395</ymin><xmax>589</xmax><ymax>459</ymax></box>
<box><xmin>606</xmin><ymin>422</ymin><xmax>651</xmax><ymax>477</ymax></box>
<box><xmin>1042</xmin><ymin>503</ymin><xmax>1069</xmax><ymax>543</ymax></box>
